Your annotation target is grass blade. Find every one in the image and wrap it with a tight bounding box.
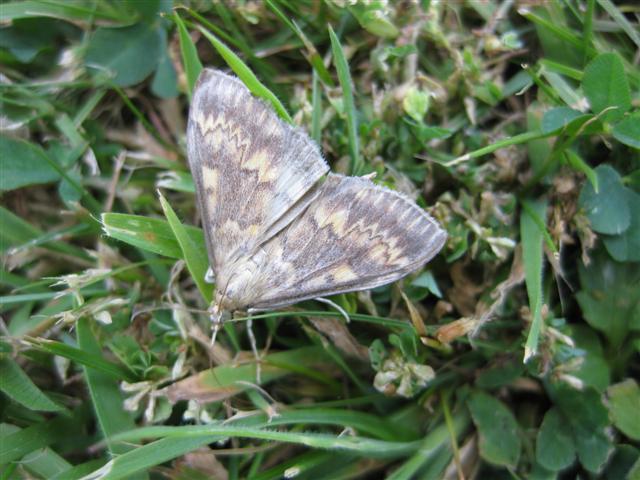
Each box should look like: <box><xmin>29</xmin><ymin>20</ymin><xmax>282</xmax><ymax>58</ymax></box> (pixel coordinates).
<box><xmin>0</xmin><ymin>417</ymin><xmax>68</xmax><ymax>464</ymax></box>
<box><xmin>386</xmin><ymin>410</ymin><xmax>470</xmax><ymax>480</ymax></box>
<box><xmin>328</xmin><ymin>25</ymin><xmax>362</xmax><ymax>175</ymax></box>
<box><xmin>596</xmin><ymin>0</ymin><xmax>640</xmax><ymax>49</ymax></box>
<box><xmin>265</xmin><ymin>0</ymin><xmax>334</xmax><ymax>86</ymax></box>
<box><xmin>109</xmin><ymin>425</ymin><xmax>420</xmax><ymax>459</ymax></box>
<box><xmin>76</xmin><ymin>318</ymin><xmax>143</xmax><ymax>469</ymax></box>
<box><xmin>311</xmin><ymin>69</ymin><xmax>322</xmax><ymax>143</ymax></box>
<box><xmin>26</xmin><ymin>337</ymin><xmax>137</xmax><ymax>382</ymax></box>
<box><xmin>174</xmin><ymin>12</ymin><xmax>203</xmax><ymax>97</ymax></box>
<box><xmin>520</xmin><ymin>198</ymin><xmax>548</xmax><ymax>362</ymax></box>
<box><xmin>101</xmin><ymin>212</ymin><xmax>205</xmax><ymax>260</ymax></box>
<box><xmin>0</xmin><ymin>357</ymin><xmax>64</xmax><ymax>412</ymax></box>
<box><xmin>85</xmin><ymin>436</ymin><xmax>218</xmax><ymax>480</ymax></box>
<box><xmin>198</xmin><ymin>26</ymin><xmax>293</xmax><ymax>124</ymax></box>
<box><xmin>158</xmin><ymin>192</ymin><xmax>213</xmax><ymax>303</ymax></box>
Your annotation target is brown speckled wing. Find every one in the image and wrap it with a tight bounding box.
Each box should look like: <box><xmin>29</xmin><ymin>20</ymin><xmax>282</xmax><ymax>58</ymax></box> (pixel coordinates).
<box><xmin>244</xmin><ymin>174</ymin><xmax>447</xmax><ymax>310</ymax></box>
<box><xmin>187</xmin><ymin>69</ymin><xmax>329</xmax><ymax>277</ymax></box>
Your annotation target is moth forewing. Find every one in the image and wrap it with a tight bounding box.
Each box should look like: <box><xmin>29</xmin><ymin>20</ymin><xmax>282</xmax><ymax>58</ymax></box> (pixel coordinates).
<box><xmin>186</xmin><ymin>68</ymin><xmax>329</xmax><ymax>281</ymax></box>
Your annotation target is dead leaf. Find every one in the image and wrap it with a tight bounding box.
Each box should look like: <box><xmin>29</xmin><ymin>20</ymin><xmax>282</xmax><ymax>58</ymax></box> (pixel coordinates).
<box><xmin>308</xmin><ymin>317</ymin><xmax>369</xmax><ymax>361</ymax></box>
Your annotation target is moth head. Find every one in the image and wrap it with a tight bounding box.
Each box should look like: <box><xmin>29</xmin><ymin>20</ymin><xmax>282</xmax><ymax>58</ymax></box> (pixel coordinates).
<box><xmin>213</xmin><ymin>288</ymin><xmax>233</xmax><ymax>313</ymax></box>
<box><xmin>209</xmin><ymin>296</ymin><xmax>231</xmax><ymax>326</ymax></box>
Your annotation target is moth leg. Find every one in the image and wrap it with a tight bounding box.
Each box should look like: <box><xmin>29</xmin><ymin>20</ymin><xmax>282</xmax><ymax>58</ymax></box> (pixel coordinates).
<box><xmin>314</xmin><ymin>297</ymin><xmax>351</xmax><ymax>324</ymax></box>
<box><xmin>209</xmin><ymin>303</ymin><xmax>229</xmax><ymax>347</ymax></box>
<box><xmin>245</xmin><ymin>310</ymin><xmax>262</xmax><ymax>384</ymax></box>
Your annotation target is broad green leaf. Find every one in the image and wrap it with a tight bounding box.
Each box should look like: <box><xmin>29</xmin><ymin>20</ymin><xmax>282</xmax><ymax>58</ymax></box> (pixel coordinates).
<box><xmin>576</xmin><ymin>249</ymin><xmax>640</xmax><ymax>348</ymax></box>
<box><xmin>612</xmin><ymin>113</ymin><xmax>640</xmax><ymax>150</ymax></box>
<box><xmin>85</xmin><ymin>23</ymin><xmax>162</xmax><ymax>87</ymax></box>
<box><xmin>528</xmin><ymin>462</ymin><xmax>557</xmax><ymax>480</ymax></box>
<box><xmin>328</xmin><ymin>25</ymin><xmax>362</xmax><ymax>175</ymax></box>
<box><xmin>603</xmin><ymin>189</ymin><xmax>640</xmax><ymax>262</ymax></box>
<box><xmin>10</xmin><ymin>136</ymin><xmax>102</xmax><ymax>213</ymax></box>
<box><xmin>574</xmin><ymin>426</ymin><xmax>613</xmax><ymax>473</ymax></box>
<box><xmin>521</xmin><ymin>198</ymin><xmax>547</xmax><ymax>362</ymax></box>
<box><xmin>578</xmin><ymin>164</ymin><xmax>630</xmax><ymax>235</ymax></box>
<box><xmin>605</xmin><ymin>445</ymin><xmax>640</xmax><ymax>480</ymax></box>
<box><xmin>475</xmin><ymin>358</ymin><xmax>524</xmax><ymax>389</ymax></box>
<box><xmin>467</xmin><ymin>391</ymin><xmax>521</xmax><ymax>468</ymax></box>
<box><xmin>124</xmin><ymin>0</ymin><xmax>165</xmax><ymax>22</ymax></box>
<box><xmin>0</xmin><ymin>17</ymin><xmax>66</xmax><ymax>63</ymax></box>
<box><xmin>0</xmin><ymin>357</ymin><xmax>64</xmax><ymax>412</ymax></box>
<box><xmin>607</xmin><ymin>379</ymin><xmax>640</xmax><ymax>441</ymax></box>
<box><xmin>569</xmin><ymin>325</ymin><xmax>610</xmax><ymax>392</ymax></box>
<box><xmin>101</xmin><ymin>213</ymin><xmax>205</xmax><ymax>260</ymax></box>
<box><xmin>174</xmin><ymin>12</ymin><xmax>202</xmax><ymax>97</ymax></box>
<box><xmin>151</xmin><ymin>28</ymin><xmax>178</xmax><ymax>98</ymax></box>
<box><xmin>582</xmin><ymin>53</ymin><xmax>631</xmax><ymax>123</ymax></box>
<box><xmin>0</xmin><ymin>135</ymin><xmax>60</xmax><ymax>191</ymax></box>
<box><xmin>551</xmin><ymin>384</ymin><xmax>613</xmax><ymax>473</ymax></box>
<box><xmin>630</xmin><ymin>457</ymin><xmax>640</xmax><ymax>479</ymax></box>
<box><xmin>536</xmin><ymin>407</ymin><xmax>576</xmax><ymax>471</ymax></box>
<box><xmin>158</xmin><ymin>192</ymin><xmax>213</xmax><ymax>302</ymax></box>
<box><xmin>541</xmin><ymin>106</ymin><xmax>584</xmax><ymax>134</ymax></box>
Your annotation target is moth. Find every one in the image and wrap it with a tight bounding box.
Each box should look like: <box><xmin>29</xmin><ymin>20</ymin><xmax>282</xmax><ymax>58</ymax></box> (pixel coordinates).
<box><xmin>187</xmin><ymin>68</ymin><xmax>446</xmax><ymax>332</ymax></box>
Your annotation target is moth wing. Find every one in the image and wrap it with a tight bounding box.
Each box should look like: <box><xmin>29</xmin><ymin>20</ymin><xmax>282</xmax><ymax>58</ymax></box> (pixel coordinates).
<box><xmin>248</xmin><ymin>174</ymin><xmax>447</xmax><ymax>310</ymax></box>
<box><xmin>187</xmin><ymin>69</ymin><xmax>329</xmax><ymax>276</ymax></box>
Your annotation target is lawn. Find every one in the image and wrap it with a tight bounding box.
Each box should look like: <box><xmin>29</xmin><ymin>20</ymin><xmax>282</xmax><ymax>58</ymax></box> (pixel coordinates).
<box><xmin>0</xmin><ymin>1</ymin><xmax>639</xmax><ymax>479</ymax></box>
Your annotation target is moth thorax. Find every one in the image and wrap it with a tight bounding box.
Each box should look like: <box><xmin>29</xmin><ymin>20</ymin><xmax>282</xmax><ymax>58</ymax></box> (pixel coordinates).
<box><xmin>216</xmin><ymin>256</ymin><xmax>263</xmax><ymax>312</ymax></box>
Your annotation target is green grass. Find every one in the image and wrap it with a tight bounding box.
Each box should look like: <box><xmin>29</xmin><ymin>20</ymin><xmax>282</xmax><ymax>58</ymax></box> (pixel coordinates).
<box><xmin>1</xmin><ymin>1</ymin><xmax>639</xmax><ymax>479</ymax></box>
